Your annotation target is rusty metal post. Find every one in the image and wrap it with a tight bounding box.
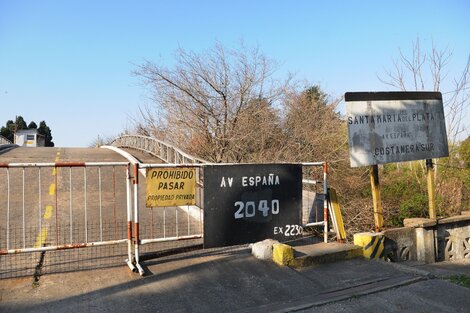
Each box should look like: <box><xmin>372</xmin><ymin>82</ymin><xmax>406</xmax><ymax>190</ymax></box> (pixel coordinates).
<box><xmin>370</xmin><ymin>165</ymin><xmax>383</xmax><ymax>232</ymax></box>
<box><xmin>426</xmin><ymin>159</ymin><xmax>436</xmax><ymax>219</ymax></box>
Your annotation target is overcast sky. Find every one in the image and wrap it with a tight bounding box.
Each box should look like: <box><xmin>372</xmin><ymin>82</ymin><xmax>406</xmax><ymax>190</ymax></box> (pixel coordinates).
<box><xmin>1</xmin><ymin>0</ymin><xmax>469</xmax><ymax>147</ymax></box>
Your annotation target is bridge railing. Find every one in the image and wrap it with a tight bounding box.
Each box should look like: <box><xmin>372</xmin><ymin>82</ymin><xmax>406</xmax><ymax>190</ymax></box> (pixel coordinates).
<box><xmin>110</xmin><ymin>134</ymin><xmax>208</xmax><ymax>164</ymax></box>
<box><xmin>0</xmin><ymin>135</ymin><xmax>12</xmax><ymax>145</ymax></box>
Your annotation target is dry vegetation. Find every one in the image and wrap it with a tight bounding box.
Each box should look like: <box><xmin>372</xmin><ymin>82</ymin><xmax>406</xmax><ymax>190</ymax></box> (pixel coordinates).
<box><xmin>131</xmin><ymin>40</ymin><xmax>470</xmax><ymax>237</ymax></box>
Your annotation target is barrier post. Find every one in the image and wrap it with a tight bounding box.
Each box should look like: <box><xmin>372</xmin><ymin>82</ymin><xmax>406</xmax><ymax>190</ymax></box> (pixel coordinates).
<box><xmin>125</xmin><ymin>164</ymin><xmax>136</xmax><ymax>272</ymax></box>
<box><xmin>133</xmin><ymin>163</ymin><xmax>144</xmax><ymax>275</ymax></box>
<box><xmin>370</xmin><ymin>165</ymin><xmax>384</xmax><ymax>232</ymax></box>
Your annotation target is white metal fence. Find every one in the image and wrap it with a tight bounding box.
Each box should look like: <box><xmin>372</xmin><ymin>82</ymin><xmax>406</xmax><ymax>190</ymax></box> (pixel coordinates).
<box><xmin>0</xmin><ymin>161</ymin><xmax>136</xmax><ymax>272</ymax></box>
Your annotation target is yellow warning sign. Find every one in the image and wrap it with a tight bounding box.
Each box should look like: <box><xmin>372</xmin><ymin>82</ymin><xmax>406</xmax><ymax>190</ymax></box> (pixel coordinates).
<box><xmin>146</xmin><ymin>168</ymin><xmax>197</xmax><ymax>207</ymax></box>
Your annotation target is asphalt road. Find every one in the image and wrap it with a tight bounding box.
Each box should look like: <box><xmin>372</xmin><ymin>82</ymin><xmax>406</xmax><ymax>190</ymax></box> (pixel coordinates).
<box><xmin>1</xmin><ymin>248</ymin><xmax>469</xmax><ymax>313</ymax></box>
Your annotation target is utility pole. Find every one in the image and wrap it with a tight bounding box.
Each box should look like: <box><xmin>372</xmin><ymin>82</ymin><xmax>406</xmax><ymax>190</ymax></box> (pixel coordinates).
<box><xmin>13</xmin><ymin>115</ymin><xmax>17</xmax><ymax>144</ymax></box>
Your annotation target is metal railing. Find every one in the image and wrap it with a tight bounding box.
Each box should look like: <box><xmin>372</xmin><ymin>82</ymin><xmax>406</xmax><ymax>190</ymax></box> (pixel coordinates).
<box><xmin>0</xmin><ymin>161</ymin><xmax>136</xmax><ymax>272</ymax></box>
<box><xmin>0</xmin><ymin>135</ymin><xmax>12</xmax><ymax>145</ymax></box>
<box><xmin>111</xmin><ymin>134</ymin><xmax>208</xmax><ymax>164</ymax></box>
<box><xmin>130</xmin><ymin>163</ymin><xmax>204</xmax><ymax>275</ymax></box>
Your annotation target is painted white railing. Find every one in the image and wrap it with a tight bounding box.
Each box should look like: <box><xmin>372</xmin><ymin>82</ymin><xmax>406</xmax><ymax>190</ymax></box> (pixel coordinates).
<box><xmin>110</xmin><ymin>135</ymin><xmax>208</xmax><ymax>164</ymax></box>
<box><xmin>0</xmin><ymin>135</ymin><xmax>12</xmax><ymax>145</ymax></box>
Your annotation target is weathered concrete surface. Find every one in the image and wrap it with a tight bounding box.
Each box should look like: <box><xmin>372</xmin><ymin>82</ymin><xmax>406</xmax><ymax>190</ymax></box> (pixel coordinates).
<box><xmin>1</xmin><ymin>247</ymin><xmax>469</xmax><ymax>313</ymax></box>
<box><xmin>298</xmin><ymin>279</ymin><xmax>470</xmax><ymax>313</ymax></box>
<box><xmin>403</xmin><ymin>217</ymin><xmax>437</xmax><ymax>228</ymax></box>
<box><xmin>291</xmin><ymin>242</ymin><xmax>362</xmax><ymax>267</ymax></box>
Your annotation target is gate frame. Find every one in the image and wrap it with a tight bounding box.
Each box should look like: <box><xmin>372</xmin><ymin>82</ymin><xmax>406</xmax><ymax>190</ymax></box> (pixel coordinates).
<box><xmin>132</xmin><ymin>162</ymin><xmax>328</xmax><ymax>275</ymax></box>
<box><xmin>0</xmin><ymin>161</ymin><xmax>136</xmax><ymax>272</ymax></box>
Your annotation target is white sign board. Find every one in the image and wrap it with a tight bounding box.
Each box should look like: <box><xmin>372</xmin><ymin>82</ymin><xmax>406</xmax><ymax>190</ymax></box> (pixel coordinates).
<box><xmin>345</xmin><ymin>92</ymin><xmax>449</xmax><ymax>167</ymax></box>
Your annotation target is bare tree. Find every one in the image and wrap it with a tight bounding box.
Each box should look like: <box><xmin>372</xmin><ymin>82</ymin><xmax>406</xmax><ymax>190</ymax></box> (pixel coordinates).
<box><xmin>282</xmin><ymin>85</ymin><xmax>346</xmax><ymax>163</ymax></box>
<box><xmin>379</xmin><ymin>37</ymin><xmax>470</xmax><ymax>147</ymax></box>
<box><xmin>134</xmin><ymin>42</ymin><xmax>288</xmax><ymax>162</ymax></box>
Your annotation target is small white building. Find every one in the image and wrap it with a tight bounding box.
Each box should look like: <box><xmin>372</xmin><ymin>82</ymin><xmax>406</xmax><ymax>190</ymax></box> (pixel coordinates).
<box><xmin>14</xmin><ymin>129</ymin><xmax>45</xmax><ymax>147</ymax></box>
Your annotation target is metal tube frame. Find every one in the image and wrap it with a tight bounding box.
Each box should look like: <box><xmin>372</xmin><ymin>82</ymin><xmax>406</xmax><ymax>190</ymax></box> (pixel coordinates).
<box><xmin>0</xmin><ymin>161</ymin><xmax>135</xmax><ymax>272</ymax></box>
<box><xmin>301</xmin><ymin>162</ymin><xmax>329</xmax><ymax>243</ymax></box>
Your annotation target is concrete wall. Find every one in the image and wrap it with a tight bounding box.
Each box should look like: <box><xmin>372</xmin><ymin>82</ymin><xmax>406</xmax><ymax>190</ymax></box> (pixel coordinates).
<box><xmin>356</xmin><ymin>213</ymin><xmax>470</xmax><ymax>263</ymax></box>
<box><xmin>435</xmin><ymin>215</ymin><xmax>470</xmax><ymax>261</ymax></box>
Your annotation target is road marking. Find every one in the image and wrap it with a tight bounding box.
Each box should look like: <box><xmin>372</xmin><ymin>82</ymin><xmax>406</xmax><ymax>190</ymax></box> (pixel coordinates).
<box><xmin>43</xmin><ymin>205</ymin><xmax>53</xmax><ymax>219</ymax></box>
<box><xmin>34</xmin><ymin>227</ymin><xmax>48</xmax><ymax>248</ymax></box>
<box><xmin>34</xmin><ymin>151</ymin><xmax>60</xmax><ymax>248</ymax></box>
<box><xmin>49</xmin><ymin>183</ymin><xmax>56</xmax><ymax>195</ymax></box>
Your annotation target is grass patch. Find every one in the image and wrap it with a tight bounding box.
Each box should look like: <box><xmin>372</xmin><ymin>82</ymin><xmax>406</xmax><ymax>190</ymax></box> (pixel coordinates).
<box><xmin>449</xmin><ymin>275</ymin><xmax>470</xmax><ymax>288</ymax></box>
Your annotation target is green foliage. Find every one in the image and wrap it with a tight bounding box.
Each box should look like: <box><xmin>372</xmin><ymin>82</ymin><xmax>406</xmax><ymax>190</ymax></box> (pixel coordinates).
<box><xmin>15</xmin><ymin>116</ymin><xmax>27</xmax><ymax>130</ymax></box>
<box><xmin>449</xmin><ymin>275</ymin><xmax>470</xmax><ymax>288</ymax></box>
<box><xmin>37</xmin><ymin>121</ymin><xmax>54</xmax><ymax>147</ymax></box>
<box><xmin>381</xmin><ymin>164</ymin><xmax>429</xmax><ymax>226</ymax></box>
<box><xmin>28</xmin><ymin>121</ymin><xmax>38</xmax><ymax>129</ymax></box>
<box><xmin>1</xmin><ymin>117</ymin><xmax>54</xmax><ymax>147</ymax></box>
<box><xmin>459</xmin><ymin>136</ymin><xmax>470</xmax><ymax>169</ymax></box>
<box><xmin>0</xmin><ymin>121</ymin><xmax>13</xmax><ymax>142</ymax></box>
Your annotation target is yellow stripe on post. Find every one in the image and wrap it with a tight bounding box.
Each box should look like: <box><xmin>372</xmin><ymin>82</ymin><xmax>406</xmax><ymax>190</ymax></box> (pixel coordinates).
<box><xmin>354</xmin><ymin>232</ymin><xmax>385</xmax><ymax>259</ymax></box>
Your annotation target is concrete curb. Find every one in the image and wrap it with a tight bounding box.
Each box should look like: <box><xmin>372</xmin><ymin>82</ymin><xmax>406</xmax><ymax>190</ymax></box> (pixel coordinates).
<box><xmin>291</xmin><ymin>245</ymin><xmax>363</xmax><ymax>268</ymax></box>
<box><xmin>353</xmin><ymin>232</ymin><xmax>385</xmax><ymax>259</ymax></box>
<box><xmin>272</xmin><ymin>243</ymin><xmax>294</xmax><ymax>266</ymax></box>
<box><xmin>266</xmin><ymin>241</ymin><xmax>363</xmax><ymax>268</ymax></box>
<box><xmin>378</xmin><ymin>260</ymin><xmax>435</xmax><ymax>278</ymax></box>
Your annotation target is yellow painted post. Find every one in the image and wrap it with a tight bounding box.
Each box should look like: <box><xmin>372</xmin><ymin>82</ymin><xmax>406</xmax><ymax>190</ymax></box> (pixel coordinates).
<box><xmin>354</xmin><ymin>232</ymin><xmax>385</xmax><ymax>259</ymax></box>
<box><xmin>370</xmin><ymin>165</ymin><xmax>383</xmax><ymax>232</ymax></box>
<box><xmin>426</xmin><ymin>159</ymin><xmax>436</xmax><ymax>219</ymax></box>
<box><xmin>328</xmin><ymin>188</ymin><xmax>347</xmax><ymax>242</ymax></box>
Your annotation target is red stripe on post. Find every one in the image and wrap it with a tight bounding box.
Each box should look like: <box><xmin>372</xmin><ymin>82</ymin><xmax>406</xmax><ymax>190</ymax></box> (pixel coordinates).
<box><xmin>134</xmin><ymin>222</ymin><xmax>139</xmax><ymax>244</ymax></box>
<box><xmin>127</xmin><ymin>221</ymin><xmax>133</xmax><ymax>240</ymax></box>
<box><xmin>133</xmin><ymin>163</ymin><xmax>139</xmax><ymax>184</ymax></box>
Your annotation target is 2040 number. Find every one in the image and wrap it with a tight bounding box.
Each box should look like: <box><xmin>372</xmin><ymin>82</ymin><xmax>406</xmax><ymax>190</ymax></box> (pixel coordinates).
<box><xmin>234</xmin><ymin>199</ymin><xmax>279</xmax><ymax>219</ymax></box>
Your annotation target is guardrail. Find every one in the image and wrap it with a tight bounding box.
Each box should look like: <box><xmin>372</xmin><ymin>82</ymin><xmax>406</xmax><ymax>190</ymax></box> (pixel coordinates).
<box><xmin>111</xmin><ymin>134</ymin><xmax>208</xmax><ymax>164</ymax></box>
